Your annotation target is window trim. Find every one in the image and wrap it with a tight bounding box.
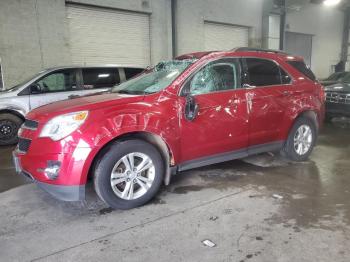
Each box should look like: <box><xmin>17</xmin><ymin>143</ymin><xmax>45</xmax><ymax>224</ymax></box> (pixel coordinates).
<box><xmin>179</xmin><ymin>57</ymin><xmax>242</xmax><ymax>97</ymax></box>
<box><xmin>241</xmin><ymin>57</ymin><xmax>294</xmax><ymax>89</ymax></box>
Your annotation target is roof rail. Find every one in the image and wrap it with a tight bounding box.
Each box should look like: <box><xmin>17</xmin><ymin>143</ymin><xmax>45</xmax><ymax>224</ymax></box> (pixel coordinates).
<box><xmin>233</xmin><ymin>47</ymin><xmax>290</xmax><ymax>55</ymax></box>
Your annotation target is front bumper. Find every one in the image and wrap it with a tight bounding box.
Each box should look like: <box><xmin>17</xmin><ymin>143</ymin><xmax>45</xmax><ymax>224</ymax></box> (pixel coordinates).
<box><xmin>326</xmin><ymin>102</ymin><xmax>350</xmax><ymax>117</ymax></box>
<box><xmin>13</xmin><ymin>151</ymin><xmax>86</xmax><ymax>201</ymax></box>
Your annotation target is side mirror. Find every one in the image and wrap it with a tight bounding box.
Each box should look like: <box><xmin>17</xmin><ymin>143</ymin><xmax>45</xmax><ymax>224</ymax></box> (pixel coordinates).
<box><xmin>184</xmin><ymin>94</ymin><xmax>199</xmax><ymax>121</ymax></box>
<box><xmin>29</xmin><ymin>84</ymin><xmax>41</xmax><ymax>94</ymax></box>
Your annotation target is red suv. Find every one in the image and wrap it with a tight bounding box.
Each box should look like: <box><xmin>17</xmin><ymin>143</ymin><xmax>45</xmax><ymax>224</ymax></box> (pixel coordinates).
<box><xmin>13</xmin><ymin>48</ymin><xmax>325</xmax><ymax>209</ymax></box>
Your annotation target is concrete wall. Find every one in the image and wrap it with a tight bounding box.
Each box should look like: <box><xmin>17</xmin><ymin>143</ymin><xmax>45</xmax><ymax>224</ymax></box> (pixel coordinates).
<box><xmin>286</xmin><ymin>4</ymin><xmax>344</xmax><ymax>78</ymax></box>
<box><xmin>0</xmin><ymin>0</ymin><xmax>70</xmax><ymax>88</ymax></box>
<box><xmin>0</xmin><ymin>0</ymin><xmax>345</xmax><ymax>87</ymax></box>
<box><xmin>0</xmin><ymin>0</ymin><xmax>172</xmax><ymax>88</ymax></box>
<box><xmin>175</xmin><ymin>0</ymin><xmax>264</xmax><ymax>55</ymax></box>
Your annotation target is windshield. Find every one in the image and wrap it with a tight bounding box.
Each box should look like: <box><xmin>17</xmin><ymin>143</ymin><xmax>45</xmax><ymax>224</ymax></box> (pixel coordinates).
<box><xmin>341</xmin><ymin>73</ymin><xmax>350</xmax><ymax>83</ymax></box>
<box><xmin>112</xmin><ymin>59</ymin><xmax>195</xmax><ymax>95</ymax></box>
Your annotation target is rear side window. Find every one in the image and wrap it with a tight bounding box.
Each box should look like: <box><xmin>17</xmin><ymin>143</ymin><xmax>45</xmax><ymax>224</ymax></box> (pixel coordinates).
<box><xmin>245</xmin><ymin>58</ymin><xmax>281</xmax><ymax>86</ymax></box>
<box><xmin>82</xmin><ymin>68</ymin><xmax>120</xmax><ymax>89</ymax></box>
<box><xmin>124</xmin><ymin>68</ymin><xmax>144</xmax><ymax>80</ymax></box>
<box><xmin>287</xmin><ymin>61</ymin><xmax>316</xmax><ymax>81</ymax></box>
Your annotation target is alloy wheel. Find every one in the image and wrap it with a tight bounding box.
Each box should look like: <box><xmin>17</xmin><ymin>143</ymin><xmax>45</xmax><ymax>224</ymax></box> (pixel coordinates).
<box><xmin>110</xmin><ymin>152</ymin><xmax>155</xmax><ymax>200</ymax></box>
<box><xmin>293</xmin><ymin>124</ymin><xmax>313</xmax><ymax>156</ymax></box>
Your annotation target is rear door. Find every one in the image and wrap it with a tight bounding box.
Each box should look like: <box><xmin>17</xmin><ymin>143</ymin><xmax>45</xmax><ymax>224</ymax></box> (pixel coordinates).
<box><xmin>29</xmin><ymin>69</ymin><xmax>81</xmax><ymax>110</ymax></box>
<box><xmin>242</xmin><ymin>58</ymin><xmax>291</xmax><ymax>147</ymax></box>
<box><xmin>179</xmin><ymin>58</ymin><xmax>249</xmax><ymax>163</ymax></box>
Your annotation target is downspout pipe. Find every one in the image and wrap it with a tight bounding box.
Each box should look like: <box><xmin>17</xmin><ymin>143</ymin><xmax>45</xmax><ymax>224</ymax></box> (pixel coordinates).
<box><xmin>171</xmin><ymin>0</ymin><xmax>177</xmax><ymax>58</ymax></box>
<box><xmin>279</xmin><ymin>0</ymin><xmax>286</xmax><ymax>50</ymax></box>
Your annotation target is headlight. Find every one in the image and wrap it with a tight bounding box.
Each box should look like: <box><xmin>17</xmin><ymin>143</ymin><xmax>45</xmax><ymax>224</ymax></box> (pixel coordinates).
<box><xmin>40</xmin><ymin>111</ymin><xmax>88</xmax><ymax>141</ymax></box>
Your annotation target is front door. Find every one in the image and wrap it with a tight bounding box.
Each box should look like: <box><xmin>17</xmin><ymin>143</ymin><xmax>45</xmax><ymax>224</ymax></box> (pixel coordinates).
<box><xmin>29</xmin><ymin>69</ymin><xmax>82</xmax><ymax>110</ymax></box>
<box><xmin>179</xmin><ymin>58</ymin><xmax>249</xmax><ymax>163</ymax></box>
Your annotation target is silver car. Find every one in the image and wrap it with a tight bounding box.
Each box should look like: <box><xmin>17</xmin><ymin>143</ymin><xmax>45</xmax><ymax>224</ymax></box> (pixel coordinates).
<box><xmin>0</xmin><ymin>65</ymin><xmax>144</xmax><ymax>145</ymax></box>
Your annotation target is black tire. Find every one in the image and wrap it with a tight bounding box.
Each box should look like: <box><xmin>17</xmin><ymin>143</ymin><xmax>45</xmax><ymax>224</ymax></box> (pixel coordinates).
<box><xmin>94</xmin><ymin>139</ymin><xmax>164</xmax><ymax>210</ymax></box>
<box><xmin>282</xmin><ymin>117</ymin><xmax>317</xmax><ymax>162</ymax></box>
<box><xmin>0</xmin><ymin>113</ymin><xmax>23</xmax><ymax>146</ymax></box>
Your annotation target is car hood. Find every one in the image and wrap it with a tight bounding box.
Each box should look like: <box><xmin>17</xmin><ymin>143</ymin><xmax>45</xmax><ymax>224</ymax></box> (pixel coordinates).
<box><xmin>319</xmin><ymin>80</ymin><xmax>338</xmax><ymax>87</ymax></box>
<box><xmin>0</xmin><ymin>89</ymin><xmax>18</xmax><ymax>99</ymax></box>
<box><xmin>325</xmin><ymin>83</ymin><xmax>350</xmax><ymax>93</ymax></box>
<box><xmin>27</xmin><ymin>92</ymin><xmax>145</xmax><ymax>121</ymax></box>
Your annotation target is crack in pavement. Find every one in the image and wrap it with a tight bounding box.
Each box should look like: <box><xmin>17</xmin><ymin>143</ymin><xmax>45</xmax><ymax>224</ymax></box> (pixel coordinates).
<box><xmin>31</xmin><ymin>186</ymin><xmax>251</xmax><ymax>261</ymax></box>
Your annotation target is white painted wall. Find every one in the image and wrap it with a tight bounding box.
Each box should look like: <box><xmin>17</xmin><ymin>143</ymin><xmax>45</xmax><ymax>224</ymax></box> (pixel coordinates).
<box><xmin>286</xmin><ymin>4</ymin><xmax>343</xmax><ymax>78</ymax></box>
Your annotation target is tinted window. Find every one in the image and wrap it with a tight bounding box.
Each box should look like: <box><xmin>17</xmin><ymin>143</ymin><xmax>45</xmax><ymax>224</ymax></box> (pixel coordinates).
<box><xmin>34</xmin><ymin>70</ymin><xmax>77</xmax><ymax>93</ymax></box>
<box><xmin>280</xmin><ymin>68</ymin><xmax>292</xmax><ymax>84</ymax></box>
<box><xmin>245</xmin><ymin>58</ymin><xmax>281</xmax><ymax>86</ymax></box>
<box><xmin>287</xmin><ymin>61</ymin><xmax>316</xmax><ymax>81</ymax></box>
<box><xmin>190</xmin><ymin>60</ymin><xmax>240</xmax><ymax>95</ymax></box>
<box><xmin>124</xmin><ymin>68</ymin><xmax>144</xmax><ymax>80</ymax></box>
<box><xmin>82</xmin><ymin>68</ymin><xmax>119</xmax><ymax>89</ymax></box>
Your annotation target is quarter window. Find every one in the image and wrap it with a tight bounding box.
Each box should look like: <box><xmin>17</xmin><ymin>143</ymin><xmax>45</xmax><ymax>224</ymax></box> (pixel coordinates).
<box><xmin>189</xmin><ymin>60</ymin><xmax>240</xmax><ymax>95</ymax></box>
<box><xmin>124</xmin><ymin>68</ymin><xmax>144</xmax><ymax>80</ymax></box>
<box><xmin>82</xmin><ymin>68</ymin><xmax>120</xmax><ymax>89</ymax></box>
<box><xmin>245</xmin><ymin>58</ymin><xmax>281</xmax><ymax>86</ymax></box>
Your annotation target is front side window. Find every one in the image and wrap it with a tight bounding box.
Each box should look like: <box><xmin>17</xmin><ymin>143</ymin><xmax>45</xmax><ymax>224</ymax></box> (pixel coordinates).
<box><xmin>245</xmin><ymin>58</ymin><xmax>281</xmax><ymax>86</ymax></box>
<box><xmin>33</xmin><ymin>70</ymin><xmax>77</xmax><ymax>93</ymax></box>
<box><xmin>112</xmin><ymin>59</ymin><xmax>195</xmax><ymax>95</ymax></box>
<box><xmin>189</xmin><ymin>60</ymin><xmax>240</xmax><ymax>95</ymax></box>
<box><xmin>82</xmin><ymin>68</ymin><xmax>119</xmax><ymax>89</ymax></box>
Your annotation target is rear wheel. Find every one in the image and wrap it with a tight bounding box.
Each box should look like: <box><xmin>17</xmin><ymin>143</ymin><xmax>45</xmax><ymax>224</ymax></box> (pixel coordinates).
<box><xmin>94</xmin><ymin>139</ymin><xmax>164</xmax><ymax>209</ymax></box>
<box><xmin>282</xmin><ymin>117</ymin><xmax>316</xmax><ymax>161</ymax></box>
<box><xmin>0</xmin><ymin>113</ymin><xmax>23</xmax><ymax>146</ymax></box>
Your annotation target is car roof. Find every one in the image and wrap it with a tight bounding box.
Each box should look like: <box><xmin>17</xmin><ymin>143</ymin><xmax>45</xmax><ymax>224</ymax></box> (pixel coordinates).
<box><xmin>43</xmin><ymin>64</ymin><xmax>145</xmax><ymax>72</ymax></box>
<box><xmin>176</xmin><ymin>47</ymin><xmax>305</xmax><ymax>62</ymax></box>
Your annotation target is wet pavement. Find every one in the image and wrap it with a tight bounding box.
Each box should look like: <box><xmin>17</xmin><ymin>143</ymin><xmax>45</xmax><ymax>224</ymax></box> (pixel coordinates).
<box><xmin>0</xmin><ymin>145</ymin><xmax>28</xmax><ymax>193</ymax></box>
<box><xmin>0</xmin><ymin>120</ymin><xmax>350</xmax><ymax>261</ymax></box>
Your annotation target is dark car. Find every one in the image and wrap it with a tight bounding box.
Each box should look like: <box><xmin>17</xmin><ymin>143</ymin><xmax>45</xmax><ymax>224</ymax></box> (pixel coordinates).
<box><xmin>320</xmin><ymin>71</ymin><xmax>349</xmax><ymax>87</ymax></box>
<box><xmin>325</xmin><ymin>82</ymin><xmax>350</xmax><ymax>120</ymax></box>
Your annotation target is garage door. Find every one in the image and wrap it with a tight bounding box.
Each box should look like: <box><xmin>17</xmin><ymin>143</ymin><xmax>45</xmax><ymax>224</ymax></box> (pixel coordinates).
<box><xmin>204</xmin><ymin>22</ymin><xmax>249</xmax><ymax>51</ymax></box>
<box><xmin>66</xmin><ymin>5</ymin><xmax>151</xmax><ymax>67</ymax></box>
<box><xmin>285</xmin><ymin>32</ymin><xmax>313</xmax><ymax>67</ymax></box>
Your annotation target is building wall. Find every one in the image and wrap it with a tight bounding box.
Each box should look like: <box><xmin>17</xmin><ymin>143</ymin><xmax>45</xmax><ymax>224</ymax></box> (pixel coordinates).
<box><xmin>0</xmin><ymin>0</ymin><xmax>345</xmax><ymax>88</ymax></box>
<box><xmin>286</xmin><ymin>4</ymin><xmax>344</xmax><ymax>78</ymax></box>
<box><xmin>175</xmin><ymin>0</ymin><xmax>264</xmax><ymax>56</ymax></box>
<box><xmin>0</xmin><ymin>0</ymin><xmax>70</xmax><ymax>88</ymax></box>
<box><xmin>0</xmin><ymin>0</ymin><xmax>172</xmax><ymax>88</ymax></box>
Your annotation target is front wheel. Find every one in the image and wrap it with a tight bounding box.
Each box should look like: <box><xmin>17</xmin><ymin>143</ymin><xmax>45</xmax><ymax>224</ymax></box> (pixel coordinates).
<box><xmin>0</xmin><ymin>113</ymin><xmax>23</xmax><ymax>146</ymax></box>
<box><xmin>282</xmin><ymin>117</ymin><xmax>317</xmax><ymax>161</ymax></box>
<box><xmin>94</xmin><ymin>139</ymin><xmax>164</xmax><ymax>209</ymax></box>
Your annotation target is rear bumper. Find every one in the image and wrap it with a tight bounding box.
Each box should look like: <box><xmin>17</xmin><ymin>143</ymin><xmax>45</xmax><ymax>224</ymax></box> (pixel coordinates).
<box><xmin>18</xmin><ymin>170</ymin><xmax>85</xmax><ymax>201</ymax></box>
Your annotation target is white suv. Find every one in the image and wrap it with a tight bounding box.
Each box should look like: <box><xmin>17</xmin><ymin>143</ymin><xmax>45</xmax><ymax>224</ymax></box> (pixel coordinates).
<box><xmin>0</xmin><ymin>65</ymin><xmax>143</xmax><ymax>145</ymax></box>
